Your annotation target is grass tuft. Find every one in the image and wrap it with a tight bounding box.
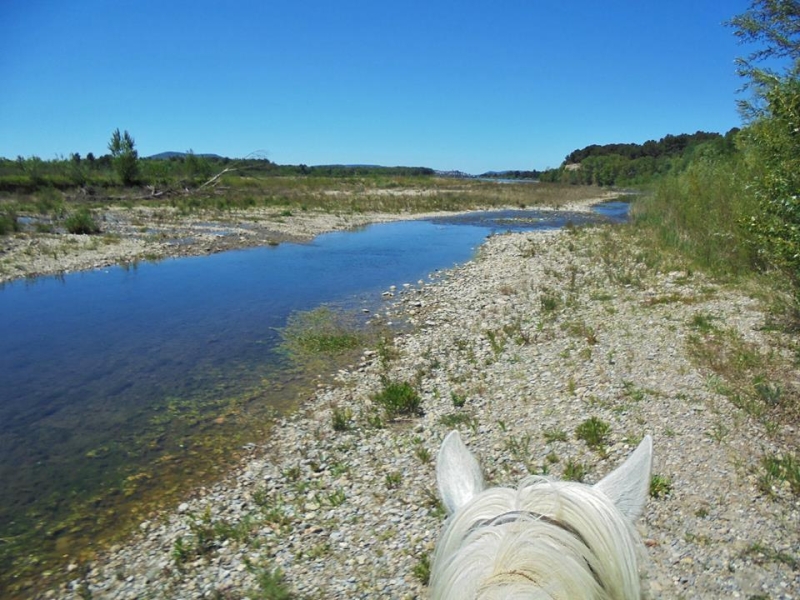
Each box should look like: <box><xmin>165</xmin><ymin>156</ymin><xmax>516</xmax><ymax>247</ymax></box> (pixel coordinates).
<box><xmin>373</xmin><ymin>380</ymin><xmax>423</xmax><ymax>419</ymax></box>
<box><xmin>575</xmin><ymin>417</ymin><xmax>611</xmax><ymax>450</ymax></box>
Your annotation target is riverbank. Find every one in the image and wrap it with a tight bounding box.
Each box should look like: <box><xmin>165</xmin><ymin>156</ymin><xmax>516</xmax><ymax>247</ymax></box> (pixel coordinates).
<box><xmin>42</xmin><ymin>222</ymin><xmax>798</xmax><ymax>599</ymax></box>
<box><xmin>0</xmin><ymin>191</ymin><xmax>618</xmax><ymax>285</ymax></box>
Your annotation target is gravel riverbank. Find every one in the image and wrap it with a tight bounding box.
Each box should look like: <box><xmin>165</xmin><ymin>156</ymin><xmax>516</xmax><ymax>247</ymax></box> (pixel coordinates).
<box><xmin>44</xmin><ymin>223</ymin><xmax>800</xmax><ymax>599</ymax></box>
<box><xmin>0</xmin><ymin>194</ymin><xmax>619</xmax><ymax>285</ymax></box>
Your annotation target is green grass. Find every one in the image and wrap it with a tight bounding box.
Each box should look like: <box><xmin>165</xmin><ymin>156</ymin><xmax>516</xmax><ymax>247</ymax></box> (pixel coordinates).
<box><xmin>575</xmin><ymin>417</ymin><xmax>611</xmax><ymax>451</ymax></box>
<box><xmin>563</xmin><ymin>459</ymin><xmax>587</xmax><ymax>482</ymax></box>
<box><xmin>281</xmin><ymin>307</ymin><xmax>364</xmax><ymax>357</ymax></box>
<box><xmin>543</xmin><ymin>428</ymin><xmax>568</xmax><ymax>443</ymax></box>
<box><xmin>439</xmin><ymin>412</ymin><xmax>478</xmax><ymax>430</ymax></box>
<box><xmin>64</xmin><ymin>208</ymin><xmax>101</xmax><ymax>234</ymax></box>
<box><xmin>331</xmin><ymin>405</ymin><xmax>353</xmax><ymax>432</ymax></box>
<box><xmin>758</xmin><ymin>453</ymin><xmax>800</xmax><ymax>497</ymax></box>
<box><xmin>372</xmin><ymin>380</ymin><xmax>423</xmax><ymax>419</ymax></box>
<box><xmin>650</xmin><ymin>474</ymin><xmax>673</xmax><ymax>498</ymax></box>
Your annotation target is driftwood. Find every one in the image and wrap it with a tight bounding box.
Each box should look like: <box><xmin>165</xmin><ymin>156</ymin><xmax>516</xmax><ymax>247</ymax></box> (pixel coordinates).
<box><xmin>198</xmin><ymin>167</ymin><xmax>239</xmax><ymax>189</ymax></box>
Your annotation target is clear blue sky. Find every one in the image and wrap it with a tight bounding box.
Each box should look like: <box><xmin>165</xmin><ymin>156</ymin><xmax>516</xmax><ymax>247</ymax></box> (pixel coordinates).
<box><xmin>1</xmin><ymin>1</ymin><xmax>753</xmax><ymax>173</ymax></box>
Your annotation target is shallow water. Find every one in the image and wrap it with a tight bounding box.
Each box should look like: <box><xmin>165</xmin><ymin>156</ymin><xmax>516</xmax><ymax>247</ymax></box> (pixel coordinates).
<box><xmin>0</xmin><ymin>203</ymin><xmax>626</xmax><ymax>569</ymax></box>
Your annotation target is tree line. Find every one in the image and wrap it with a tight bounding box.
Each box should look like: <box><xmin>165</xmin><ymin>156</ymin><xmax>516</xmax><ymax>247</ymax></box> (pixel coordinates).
<box><xmin>0</xmin><ymin>134</ymin><xmax>436</xmax><ymax>193</ymax></box>
<box><xmin>538</xmin><ymin>129</ymin><xmax>740</xmax><ymax>187</ymax></box>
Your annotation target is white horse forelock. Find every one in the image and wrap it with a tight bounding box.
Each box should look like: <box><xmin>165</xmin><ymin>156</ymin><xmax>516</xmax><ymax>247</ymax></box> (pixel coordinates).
<box><xmin>430</xmin><ymin>431</ymin><xmax>652</xmax><ymax>600</ymax></box>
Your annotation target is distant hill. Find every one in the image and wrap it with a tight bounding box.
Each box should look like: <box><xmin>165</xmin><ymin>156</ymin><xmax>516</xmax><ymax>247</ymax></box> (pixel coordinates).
<box><xmin>147</xmin><ymin>151</ymin><xmax>225</xmax><ymax>160</ymax></box>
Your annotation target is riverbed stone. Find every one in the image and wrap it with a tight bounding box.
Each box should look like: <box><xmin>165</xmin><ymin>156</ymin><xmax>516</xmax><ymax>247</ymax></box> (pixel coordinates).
<box><xmin>50</xmin><ymin>225</ymin><xmax>799</xmax><ymax>599</ymax></box>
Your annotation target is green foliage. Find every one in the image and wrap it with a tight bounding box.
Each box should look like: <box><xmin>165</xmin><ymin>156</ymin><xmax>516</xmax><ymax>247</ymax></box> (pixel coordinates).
<box><xmin>108</xmin><ymin>128</ymin><xmax>139</xmax><ymax>185</ymax></box>
<box><xmin>331</xmin><ymin>406</ymin><xmax>353</xmax><ymax>432</ymax></box>
<box><xmin>726</xmin><ymin>1</ymin><xmax>800</xmax><ymax>298</ymax></box>
<box><xmin>413</xmin><ymin>552</ymin><xmax>432</xmax><ymax>585</ymax></box>
<box><xmin>739</xmin><ymin>78</ymin><xmax>800</xmax><ymax>285</ymax></box>
<box><xmin>650</xmin><ymin>474</ymin><xmax>673</xmax><ymax>498</ymax></box>
<box><xmin>385</xmin><ymin>471</ymin><xmax>402</xmax><ymax>489</ymax></box>
<box><xmin>450</xmin><ymin>391</ymin><xmax>467</xmax><ymax>408</ymax></box>
<box><xmin>64</xmin><ymin>208</ymin><xmax>101</xmax><ymax>235</ymax></box>
<box><xmin>540</xmin><ymin>130</ymin><xmax>738</xmax><ymax>187</ymax></box>
<box><xmin>563</xmin><ymin>459</ymin><xmax>587</xmax><ymax>482</ymax></box>
<box><xmin>543</xmin><ymin>428</ymin><xmax>568</xmax><ymax>443</ymax></box>
<box><xmin>439</xmin><ymin>412</ymin><xmax>477</xmax><ymax>430</ymax></box>
<box><xmin>575</xmin><ymin>417</ymin><xmax>611</xmax><ymax>450</ymax></box>
<box><xmin>372</xmin><ymin>380</ymin><xmax>423</xmax><ymax>419</ymax></box>
<box><xmin>0</xmin><ymin>209</ymin><xmax>20</xmax><ymax>235</ymax></box>
<box><xmin>281</xmin><ymin>307</ymin><xmax>364</xmax><ymax>358</ymax></box>
<box><xmin>630</xmin><ymin>149</ymin><xmax>760</xmax><ymax>278</ymax></box>
<box><xmin>759</xmin><ymin>452</ymin><xmax>800</xmax><ymax>496</ymax></box>
<box><xmin>249</xmin><ymin>565</ymin><xmax>295</xmax><ymax>600</ymax></box>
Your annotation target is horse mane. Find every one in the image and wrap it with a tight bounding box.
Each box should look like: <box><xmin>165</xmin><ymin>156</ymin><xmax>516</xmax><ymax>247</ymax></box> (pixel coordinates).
<box><xmin>430</xmin><ymin>432</ymin><xmax>652</xmax><ymax>600</ymax></box>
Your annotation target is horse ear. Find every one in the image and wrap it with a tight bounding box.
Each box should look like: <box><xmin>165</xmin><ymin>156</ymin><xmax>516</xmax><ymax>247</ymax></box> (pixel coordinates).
<box><xmin>436</xmin><ymin>430</ymin><xmax>485</xmax><ymax>515</ymax></box>
<box><xmin>594</xmin><ymin>434</ymin><xmax>653</xmax><ymax>521</ymax></box>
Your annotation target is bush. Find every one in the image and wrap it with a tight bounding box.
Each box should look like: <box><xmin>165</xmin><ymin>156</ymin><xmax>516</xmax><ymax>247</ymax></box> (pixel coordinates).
<box><xmin>575</xmin><ymin>417</ymin><xmax>611</xmax><ymax>450</ymax></box>
<box><xmin>0</xmin><ymin>210</ymin><xmax>19</xmax><ymax>235</ymax></box>
<box><xmin>64</xmin><ymin>208</ymin><xmax>100</xmax><ymax>234</ymax></box>
<box><xmin>373</xmin><ymin>381</ymin><xmax>422</xmax><ymax>419</ymax></box>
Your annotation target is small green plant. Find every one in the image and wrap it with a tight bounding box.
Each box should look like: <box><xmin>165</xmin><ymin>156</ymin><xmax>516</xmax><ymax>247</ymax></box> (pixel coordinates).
<box><xmin>575</xmin><ymin>417</ymin><xmax>611</xmax><ymax>450</ymax></box>
<box><xmin>563</xmin><ymin>459</ymin><xmax>586</xmax><ymax>482</ymax></box>
<box><xmin>376</xmin><ymin>335</ymin><xmax>400</xmax><ymax>370</ymax></box>
<box><xmin>385</xmin><ymin>471</ymin><xmax>402</xmax><ymax>489</ymax></box>
<box><xmin>759</xmin><ymin>452</ymin><xmax>800</xmax><ymax>496</ymax></box>
<box><xmin>753</xmin><ymin>375</ymin><xmax>782</xmax><ymax>406</ymax></box>
<box><xmin>485</xmin><ymin>329</ymin><xmax>506</xmax><ymax>355</ymax></box>
<box><xmin>365</xmin><ymin>411</ymin><xmax>385</xmax><ymax>429</ymax></box>
<box><xmin>439</xmin><ymin>412</ymin><xmax>477</xmax><ymax>430</ymax></box>
<box><xmin>248</xmin><ymin>564</ymin><xmax>295</xmax><ymax>600</ymax></box>
<box><xmin>0</xmin><ymin>210</ymin><xmax>20</xmax><ymax>235</ymax></box>
<box><xmin>331</xmin><ymin>405</ymin><xmax>353</xmax><ymax>431</ymax></box>
<box><xmin>373</xmin><ymin>380</ymin><xmax>423</xmax><ymax>419</ymax></box>
<box><xmin>650</xmin><ymin>474</ymin><xmax>672</xmax><ymax>498</ymax></box>
<box><xmin>742</xmin><ymin>542</ymin><xmax>799</xmax><ymax>570</ymax></box>
<box><xmin>283</xmin><ymin>465</ymin><xmax>301</xmax><ymax>481</ymax></box>
<box><xmin>64</xmin><ymin>208</ymin><xmax>101</xmax><ymax>234</ymax></box>
<box><xmin>172</xmin><ymin>536</ymin><xmax>191</xmax><ymax>565</ymax></box>
<box><xmin>413</xmin><ymin>552</ymin><xmax>431</xmax><ymax>585</ymax></box>
<box><xmin>540</xmin><ymin>291</ymin><xmax>560</xmax><ymax>313</ymax></box>
<box><xmin>543</xmin><ymin>428</ymin><xmax>568</xmax><ymax>443</ymax></box>
<box><xmin>622</xmin><ymin>380</ymin><xmax>647</xmax><ymax>402</ymax></box>
<box><xmin>414</xmin><ymin>444</ymin><xmax>432</xmax><ymax>464</ymax></box>
<box><xmin>450</xmin><ymin>391</ymin><xmax>467</xmax><ymax>408</ymax></box>
<box><xmin>689</xmin><ymin>312</ymin><xmax>717</xmax><ymax>333</ymax></box>
<box><xmin>324</xmin><ymin>489</ymin><xmax>346</xmax><ymax>507</ymax></box>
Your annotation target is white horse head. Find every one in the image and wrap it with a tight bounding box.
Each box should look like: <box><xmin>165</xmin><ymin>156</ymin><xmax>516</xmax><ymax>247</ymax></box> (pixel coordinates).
<box><xmin>431</xmin><ymin>430</ymin><xmax>653</xmax><ymax>599</ymax></box>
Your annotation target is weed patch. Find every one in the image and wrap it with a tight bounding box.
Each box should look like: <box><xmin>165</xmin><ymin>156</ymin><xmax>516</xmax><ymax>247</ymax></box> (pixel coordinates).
<box><xmin>373</xmin><ymin>380</ymin><xmax>423</xmax><ymax>419</ymax></box>
<box><xmin>575</xmin><ymin>417</ymin><xmax>611</xmax><ymax>451</ymax></box>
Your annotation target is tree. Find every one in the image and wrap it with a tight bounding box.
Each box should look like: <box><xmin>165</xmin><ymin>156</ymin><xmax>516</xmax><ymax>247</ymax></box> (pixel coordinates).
<box><xmin>727</xmin><ymin>0</ymin><xmax>800</xmax><ymax>117</ymax></box>
<box><xmin>108</xmin><ymin>128</ymin><xmax>139</xmax><ymax>185</ymax></box>
<box><xmin>729</xmin><ymin>1</ymin><xmax>800</xmax><ymax>288</ymax></box>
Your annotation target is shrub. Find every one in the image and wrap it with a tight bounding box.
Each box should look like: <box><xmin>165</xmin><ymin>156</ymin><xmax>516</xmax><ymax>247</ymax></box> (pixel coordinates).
<box><xmin>563</xmin><ymin>459</ymin><xmax>587</xmax><ymax>482</ymax></box>
<box><xmin>575</xmin><ymin>417</ymin><xmax>611</xmax><ymax>450</ymax></box>
<box><xmin>0</xmin><ymin>210</ymin><xmax>19</xmax><ymax>235</ymax></box>
<box><xmin>650</xmin><ymin>474</ymin><xmax>673</xmax><ymax>498</ymax></box>
<box><xmin>373</xmin><ymin>380</ymin><xmax>422</xmax><ymax>419</ymax></box>
<box><xmin>64</xmin><ymin>208</ymin><xmax>100</xmax><ymax>234</ymax></box>
<box><xmin>331</xmin><ymin>406</ymin><xmax>353</xmax><ymax>432</ymax></box>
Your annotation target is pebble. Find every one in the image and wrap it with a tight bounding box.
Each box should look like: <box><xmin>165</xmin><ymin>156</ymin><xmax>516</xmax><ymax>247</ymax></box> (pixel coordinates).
<box><xmin>50</xmin><ymin>226</ymin><xmax>799</xmax><ymax>599</ymax></box>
